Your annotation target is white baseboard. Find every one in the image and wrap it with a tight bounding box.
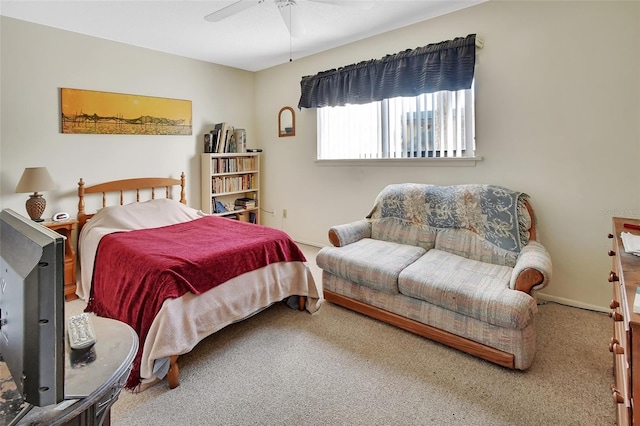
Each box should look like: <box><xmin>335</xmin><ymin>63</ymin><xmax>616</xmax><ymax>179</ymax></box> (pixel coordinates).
<box><xmin>536</xmin><ymin>292</ymin><xmax>609</xmax><ymax>313</ymax></box>
<box><xmin>293</xmin><ymin>240</ymin><xmax>325</xmax><ymax>249</ymax></box>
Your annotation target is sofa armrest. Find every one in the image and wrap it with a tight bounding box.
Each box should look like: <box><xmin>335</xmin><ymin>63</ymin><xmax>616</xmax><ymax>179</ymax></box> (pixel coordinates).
<box><xmin>328</xmin><ymin>220</ymin><xmax>372</xmax><ymax>247</ymax></box>
<box><xmin>509</xmin><ymin>241</ymin><xmax>552</xmax><ymax>294</ymax></box>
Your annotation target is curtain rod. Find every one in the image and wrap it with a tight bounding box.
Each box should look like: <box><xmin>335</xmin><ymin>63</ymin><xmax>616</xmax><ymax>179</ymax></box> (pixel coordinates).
<box><xmin>476</xmin><ymin>37</ymin><xmax>484</xmax><ymax>49</ymax></box>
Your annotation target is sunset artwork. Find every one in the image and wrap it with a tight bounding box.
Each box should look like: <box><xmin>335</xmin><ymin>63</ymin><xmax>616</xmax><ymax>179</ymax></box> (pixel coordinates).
<box><xmin>61</xmin><ymin>88</ymin><xmax>192</xmax><ymax>135</ymax></box>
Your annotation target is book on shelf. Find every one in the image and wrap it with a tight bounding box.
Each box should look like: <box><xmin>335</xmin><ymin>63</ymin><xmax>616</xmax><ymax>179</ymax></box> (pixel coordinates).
<box><xmin>211</xmin><ymin>197</ymin><xmax>228</xmax><ymax>214</ymax></box>
<box><xmin>227</xmin><ymin>125</ymin><xmax>236</xmax><ymax>152</ymax></box>
<box><xmin>213</xmin><ymin>123</ymin><xmax>225</xmax><ymax>153</ymax></box>
<box><xmin>234</xmin><ymin>204</ymin><xmax>256</xmax><ymax>210</ymax></box>
<box><xmin>221</xmin><ymin>124</ymin><xmax>232</xmax><ymax>153</ymax></box>
<box><xmin>211</xmin><ymin>122</ymin><xmax>239</xmax><ymax>153</ymax></box>
<box><xmin>235</xmin><ymin>197</ymin><xmax>256</xmax><ymax>209</ymax></box>
<box><xmin>211</xmin><ymin>122</ymin><xmax>243</xmax><ymax>153</ymax></box>
<box><xmin>211</xmin><ymin>173</ymin><xmax>256</xmax><ymax>194</ymax></box>
<box><xmin>211</xmin><ymin>129</ymin><xmax>220</xmax><ymax>153</ymax></box>
<box><xmin>228</xmin><ymin>134</ymin><xmax>237</xmax><ymax>153</ymax></box>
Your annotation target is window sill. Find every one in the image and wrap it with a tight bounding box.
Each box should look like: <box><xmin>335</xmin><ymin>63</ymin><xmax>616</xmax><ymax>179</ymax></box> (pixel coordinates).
<box><xmin>315</xmin><ymin>156</ymin><xmax>483</xmax><ymax>167</ymax></box>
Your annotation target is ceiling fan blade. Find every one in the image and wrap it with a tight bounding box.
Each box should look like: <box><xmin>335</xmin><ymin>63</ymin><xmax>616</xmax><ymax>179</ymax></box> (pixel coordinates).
<box><xmin>278</xmin><ymin>2</ymin><xmax>307</xmax><ymax>37</ymax></box>
<box><xmin>204</xmin><ymin>0</ymin><xmax>263</xmax><ymax>22</ymax></box>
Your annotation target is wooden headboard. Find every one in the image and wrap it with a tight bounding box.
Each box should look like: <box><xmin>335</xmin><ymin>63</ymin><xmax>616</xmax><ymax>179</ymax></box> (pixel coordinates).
<box><xmin>77</xmin><ymin>172</ymin><xmax>187</xmax><ymax>232</ymax></box>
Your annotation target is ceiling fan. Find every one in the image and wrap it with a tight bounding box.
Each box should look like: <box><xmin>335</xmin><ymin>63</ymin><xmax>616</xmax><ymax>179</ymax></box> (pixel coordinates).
<box><xmin>204</xmin><ymin>0</ymin><xmax>352</xmax><ymax>38</ymax></box>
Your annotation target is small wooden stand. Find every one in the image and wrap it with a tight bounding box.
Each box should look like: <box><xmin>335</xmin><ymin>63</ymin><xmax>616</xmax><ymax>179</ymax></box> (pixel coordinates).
<box><xmin>43</xmin><ymin>219</ymin><xmax>79</xmax><ymax>301</ymax></box>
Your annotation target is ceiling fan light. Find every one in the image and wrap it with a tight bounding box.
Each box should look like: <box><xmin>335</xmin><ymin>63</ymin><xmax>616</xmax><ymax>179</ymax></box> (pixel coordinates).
<box><xmin>278</xmin><ymin>1</ymin><xmax>306</xmax><ymax>37</ymax></box>
<box><xmin>276</xmin><ymin>0</ymin><xmax>297</xmax><ymax>7</ymax></box>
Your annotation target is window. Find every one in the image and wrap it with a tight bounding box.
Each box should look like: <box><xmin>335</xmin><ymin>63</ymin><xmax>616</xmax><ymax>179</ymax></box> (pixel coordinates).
<box><xmin>317</xmin><ymin>84</ymin><xmax>475</xmax><ymax>160</ymax></box>
<box><xmin>299</xmin><ymin>34</ymin><xmax>479</xmax><ymax>161</ymax></box>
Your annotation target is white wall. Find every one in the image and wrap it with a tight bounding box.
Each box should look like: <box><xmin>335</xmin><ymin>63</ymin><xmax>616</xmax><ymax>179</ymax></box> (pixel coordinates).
<box><xmin>254</xmin><ymin>1</ymin><xmax>640</xmax><ymax>311</ymax></box>
<box><xmin>0</xmin><ymin>16</ymin><xmax>255</xmax><ymax>216</ymax></box>
<box><xmin>2</xmin><ymin>2</ymin><xmax>638</xmax><ymax>312</ymax></box>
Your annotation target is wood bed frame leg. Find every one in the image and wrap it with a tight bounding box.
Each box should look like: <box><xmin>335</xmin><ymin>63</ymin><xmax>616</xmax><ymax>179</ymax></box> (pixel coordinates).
<box><xmin>167</xmin><ymin>355</ymin><xmax>180</xmax><ymax>389</ymax></box>
<box><xmin>298</xmin><ymin>296</ymin><xmax>306</xmax><ymax>311</ymax></box>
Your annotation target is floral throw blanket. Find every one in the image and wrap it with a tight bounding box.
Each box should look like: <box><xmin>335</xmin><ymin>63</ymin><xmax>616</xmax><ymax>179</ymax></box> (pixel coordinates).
<box><xmin>367</xmin><ymin>183</ymin><xmax>530</xmax><ymax>254</ymax></box>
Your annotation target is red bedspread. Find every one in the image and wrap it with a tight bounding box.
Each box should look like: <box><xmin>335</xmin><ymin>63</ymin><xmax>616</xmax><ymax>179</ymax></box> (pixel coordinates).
<box><xmin>85</xmin><ymin>215</ymin><xmax>306</xmax><ymax>389</ymax></box>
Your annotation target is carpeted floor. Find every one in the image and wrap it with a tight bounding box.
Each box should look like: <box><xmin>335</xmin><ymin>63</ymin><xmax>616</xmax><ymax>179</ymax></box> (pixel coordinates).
<box><xmin>110</xmin><ymin>244</ymin><xmax>616</xmax><ymax>425</ymax></box>
<box><xmin>40</xmin><ymin>244</ymin><xmax>617</xmax><ymax>425</ymax></box>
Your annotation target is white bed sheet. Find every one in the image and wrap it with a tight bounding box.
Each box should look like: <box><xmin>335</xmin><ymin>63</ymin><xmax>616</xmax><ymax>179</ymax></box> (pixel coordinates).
<box><xmin>78</xmin><ymin>198</ymin><xmax>206</xmax><ymax>300</ymax></box>
<box><xmin>141</xmin><ymin>261</ymin><xmax>320</xmax><ymax>387</ymax></box>
<box><xmin>77</xmin><ymin>199</ymin><xmax>322</xmax><ymax>388</ymax></box>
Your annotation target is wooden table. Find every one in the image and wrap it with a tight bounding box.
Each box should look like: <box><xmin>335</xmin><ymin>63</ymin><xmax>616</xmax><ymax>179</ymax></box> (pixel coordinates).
<box><xmin>1</xmin><ymin>315</ymin><xmax>137</xmax><ymax>425</ymax></box>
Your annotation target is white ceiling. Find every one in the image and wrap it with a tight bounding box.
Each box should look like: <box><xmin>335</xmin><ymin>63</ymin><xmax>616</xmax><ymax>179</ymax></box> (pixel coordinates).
<box><xmin>0</xmin><ymin>0</ymin><xmax>484</xmax><ymax>72</ymax></box>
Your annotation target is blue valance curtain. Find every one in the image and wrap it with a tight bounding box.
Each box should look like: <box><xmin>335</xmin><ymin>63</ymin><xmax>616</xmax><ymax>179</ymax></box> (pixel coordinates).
<box><xmin>298</xmin><ymin>34</ymin><xmax>477</xmax><ymax>109</ymax></box>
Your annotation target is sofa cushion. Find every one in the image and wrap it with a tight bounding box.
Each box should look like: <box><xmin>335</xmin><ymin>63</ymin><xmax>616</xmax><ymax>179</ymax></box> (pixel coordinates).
<box><xmin>370</xmin><ymin>217</ymin><xmax>437</xmax><ymax>250</ymax></box>
<box><xmin>316</xmin><ymin>238</ymin><xmax>426</xmax><ymax>294</ymax></box>
<box><xmin>398</xmin><ymin>249</ymin><xmax>536</xmax><ymax>329</ymax></box>
<box><xmin>435</xmin><ymin>228</ymin><xmax>518</xmax><ymax>267</ymax></box>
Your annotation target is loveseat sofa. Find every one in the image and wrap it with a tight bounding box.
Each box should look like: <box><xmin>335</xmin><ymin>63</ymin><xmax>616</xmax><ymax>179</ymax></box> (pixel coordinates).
<box><xmin>316</xmin><ymin>183</ymin><xmax>552</xmax><ymax>369</ymax></box>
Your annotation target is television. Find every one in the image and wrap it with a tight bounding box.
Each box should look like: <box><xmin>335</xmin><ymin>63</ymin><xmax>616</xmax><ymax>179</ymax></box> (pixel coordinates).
<box><xmin>0</xmin><ymin>208</ymin><xmax>65</xmax><ymax>407</ymax></box>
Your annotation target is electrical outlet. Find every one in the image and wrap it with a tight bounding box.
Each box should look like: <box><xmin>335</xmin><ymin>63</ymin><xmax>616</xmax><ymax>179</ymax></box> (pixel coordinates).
<box><xmin>282</xmin><ymin>209</ymin><xmax>287</xmax><ymax>219</ymax></box>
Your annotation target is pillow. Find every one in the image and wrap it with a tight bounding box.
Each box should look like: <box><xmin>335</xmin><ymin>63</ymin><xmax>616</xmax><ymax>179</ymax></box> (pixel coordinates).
<box><xmin>87</xmin><ymin>198</ymin><xmax>204</xmax><ymax>233</ymax></box>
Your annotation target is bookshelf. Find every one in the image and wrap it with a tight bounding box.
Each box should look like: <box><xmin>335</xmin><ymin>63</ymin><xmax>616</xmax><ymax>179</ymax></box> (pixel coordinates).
<box><xmin>201</xmin><ymin>153</ymin><xmax>260</xmax><ymax>224</ymax></box>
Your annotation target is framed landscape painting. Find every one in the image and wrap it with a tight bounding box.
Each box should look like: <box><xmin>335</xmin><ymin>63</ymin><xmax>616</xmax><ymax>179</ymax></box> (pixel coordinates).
<box><xmin>61</xmin><ymin>88</ymin><xmax>192</xmax><ymax>135</ymax></box>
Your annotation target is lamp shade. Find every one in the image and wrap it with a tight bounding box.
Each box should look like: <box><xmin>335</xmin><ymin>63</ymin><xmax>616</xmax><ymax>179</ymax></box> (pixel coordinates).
<box><xmin>15</xmin><ymin>167</ymin><xmax>58</xmax><ymax>194</ymax></box>
<box><xmin>15</xmin><ymin>167</ymin><xmax>57</xmax><ymax>221</ymax></box>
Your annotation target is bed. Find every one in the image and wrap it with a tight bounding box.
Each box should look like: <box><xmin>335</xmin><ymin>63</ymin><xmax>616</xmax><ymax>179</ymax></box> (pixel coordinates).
<box><xmin>76</xmin><ymin>173</ymin><xmax>322</xmax><ymax>391</ymax></box>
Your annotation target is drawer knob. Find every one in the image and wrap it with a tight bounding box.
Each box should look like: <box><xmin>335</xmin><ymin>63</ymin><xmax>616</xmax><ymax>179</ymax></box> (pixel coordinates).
<box><xmin>609</xmin><ymin>338</ymin><xmax>620</xmax><ymax>352</ymax></box>
<box><xmin>609</xmin><ymin>312</ymin><xmax>624</xmax><ymax>321</ymax></box>
<box><xmin>610</xmin><ymin>300</ymin><xmax>620</xmax><ymax>309</ymax></box>
<box><xmin>611</xmin><ymin>342</ymin><xmax>625</xmax><ymax>355</ymax></box>
<box><xmin>612</xmin><ymin>387</ymin><xmax>625</xmax><ymax>404</ymax></box>
<box><xmin>609</xmin><ymin>233</ymin><xmax>614</xmax><ymax>239</ymax></box>
<box><xmin>608</xmin><ymin>250</ymin><xmax>616</xmax><ymax>256</ymax></box>
<box><xmin>609</xmin><ymin>271</ymin><xmax>619</xmax><ymax>282</ymax></box>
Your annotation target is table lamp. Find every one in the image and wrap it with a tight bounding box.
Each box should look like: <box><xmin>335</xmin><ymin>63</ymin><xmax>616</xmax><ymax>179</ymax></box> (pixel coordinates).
<box><xmin>15</xmin><ymin>167</ymin><xmax>58</xmax><ymax>222</ymax></box>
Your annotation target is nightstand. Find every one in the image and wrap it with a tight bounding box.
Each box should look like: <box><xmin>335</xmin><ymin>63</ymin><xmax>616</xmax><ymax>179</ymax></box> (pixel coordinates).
<box><xmin>42</xmin><ymin>218</ymin><xmax>78</xmax><ymax>301</ymax></box>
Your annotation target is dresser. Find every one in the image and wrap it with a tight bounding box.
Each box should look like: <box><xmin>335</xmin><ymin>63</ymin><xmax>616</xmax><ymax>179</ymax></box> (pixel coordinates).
<box><xmin>609</xmin><ymin>217</ymin><xmax>640</xmax><ymax>425</ymax></box>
